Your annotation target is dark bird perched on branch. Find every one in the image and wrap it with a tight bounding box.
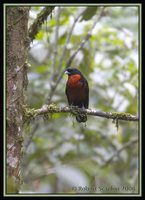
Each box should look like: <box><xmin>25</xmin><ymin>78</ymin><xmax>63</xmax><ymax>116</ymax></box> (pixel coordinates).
<box><xmin>65</xmin><ymin>68</ymin><xmax>89</xmax><ymax>123</ymax></box>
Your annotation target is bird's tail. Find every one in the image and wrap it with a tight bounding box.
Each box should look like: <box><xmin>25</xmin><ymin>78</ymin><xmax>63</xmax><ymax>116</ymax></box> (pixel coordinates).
<box><xmin>76</xmin><ymin>113</ymin><xmax>87</xmax><ymax>123</ymax></box>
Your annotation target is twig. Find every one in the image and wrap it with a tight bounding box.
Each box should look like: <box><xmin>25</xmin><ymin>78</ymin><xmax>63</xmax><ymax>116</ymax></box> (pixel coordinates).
<box><xmin>25</xmin><ymin>104</ymin><xmax>139</xmax><ymax>122</ymax></box>
<box><xmin>66</xmin><ymin>7</ymin><xmax>105</xmax><ymax>68</ymax></box>
<box><xmin>56</xmin><ymin>7</ymin><xmax>87</xmax><ymax>73</ymax></box>
<box><xmin>28</xmin><ymin>7</ymin><xmax>55</xmax><ymax>41</ymax></box>
<box><xmin>46</xmin><ymin>8</ymin><xmax>87</xmax><ymax>104</ymax></box>
<box><xmin>24</xmin><ymin>123</ymin><xmax>39</xmax><ymax>149</ymax></box>
<box><xmin>47</xmin><ymin>7</ymin><xmax>105</xmax><ymax>103</ymax></box>
<box><xmin>49</xmin><ymin>7</ymin><xmax>61</xmax><ymax>89</ymax></box>
<box><xmin>51</xmin><ymin>7</ymin><xmax>61</xmax><ymax>73</ymax></box>
<box><xmin>101</xmin><ymin>138</ymin><xmax>138</xmax><ymax>167</ymax></box>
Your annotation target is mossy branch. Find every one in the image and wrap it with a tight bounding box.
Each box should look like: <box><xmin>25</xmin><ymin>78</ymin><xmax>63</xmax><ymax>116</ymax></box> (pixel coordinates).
<box><xmin>28</xmin><ymin>7</ymin><xmax>55</xmax><ymax>41</ymax></box>
<box><xmin>23</xmin><ymin>104</ymin><xmax>139</xmax><ymax>122</ymax></box>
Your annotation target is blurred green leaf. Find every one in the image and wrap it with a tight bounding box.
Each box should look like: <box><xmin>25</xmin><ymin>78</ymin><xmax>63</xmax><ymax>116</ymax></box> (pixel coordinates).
<box><xmin>81</xmin><ymin>7</ymin><xmax>98</xmax><ymax>21</ymax></box>
<box><xmin>35</xmin><ymin>31</ymin><xmax>44</xmax><ymax>40</ymax></box>
<box><xmin>35</xmin><ymin>65</ymin><xmax>48</xmax><ymax>73</ymax></box>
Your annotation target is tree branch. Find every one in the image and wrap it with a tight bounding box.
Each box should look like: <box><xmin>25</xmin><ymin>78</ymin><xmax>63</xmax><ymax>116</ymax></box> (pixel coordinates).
<box><xmin>49</xmin><ymin>7</ymin><xmax>61</xmax><ymax>90</ymax></box>
<box><xmin>28</xmin><ymin>7</ymin><xmax>55</xmax><ymax>41</ymax></box>
<box><xmin>66</xmin><ymin>7</ymin><xmax>105</xmax><ymax>68</ymax></box>
<box><xmin>24</xmin><ymin>104</ymin><xmax>139</xmax><ymax>122</ymax></box>
<box><xmin>24</xmin><ymin>123</ymin><xmax>39</xmax><ymax>149</ymax></box>
<box><xmin>101</xmin><ymin>138</ymin><xmax>138</xmax><ymax>167</ymax></box>
<box><xmin>56</xmin><ymin>7</ymin><xmax>87</xmax><ymax>73</ymax></box>
<box><xmin>47</xmin><ymin>7</ymin><xmax>105</xmax><ymax>104</ymax></box>
<box><xmin>51</xmin><ymin>7</ymin><xmax>61</xmax><ymax>73</ymax></box>
<box><xmin>46</xmin><ymin>8</ymin><xmax>88</xmax><ymax>104</ymax></box>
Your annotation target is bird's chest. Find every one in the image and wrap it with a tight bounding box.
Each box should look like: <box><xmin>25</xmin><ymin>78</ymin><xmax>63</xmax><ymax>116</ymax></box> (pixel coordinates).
<box><xmin>67</xmin><ymin>74</ymin><xmax>81</xmax><ymax>88</ymax></box>
<box><xmin>67</xmin><ymin>75</ymin><xmax>85</xmax><ymax>101</ymax></box>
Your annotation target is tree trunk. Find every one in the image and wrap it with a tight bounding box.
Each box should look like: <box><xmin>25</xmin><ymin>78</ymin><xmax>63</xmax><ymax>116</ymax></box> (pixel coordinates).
<box><xmin>6</xmin><ymin>7</ymin><xmax>30</xmax><ymax>193</ymax></box>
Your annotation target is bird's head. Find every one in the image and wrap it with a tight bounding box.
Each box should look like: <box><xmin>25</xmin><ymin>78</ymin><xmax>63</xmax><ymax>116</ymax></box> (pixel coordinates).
<box><xmin>65</xmin><ymin>68</ymin><xmax>82</xmax><ymax>76</ymax></box>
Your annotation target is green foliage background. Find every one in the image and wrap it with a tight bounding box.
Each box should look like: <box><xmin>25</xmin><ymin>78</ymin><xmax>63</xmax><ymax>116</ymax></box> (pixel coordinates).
<box><xmin>22</xmin><ymin>6</ymin><xmax>139</xmax><ymax>194</ymax></box>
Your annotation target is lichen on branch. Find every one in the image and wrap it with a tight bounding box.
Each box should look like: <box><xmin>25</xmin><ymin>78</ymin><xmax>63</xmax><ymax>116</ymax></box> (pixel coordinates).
<box><xmin>23</xmin><ymin>104</ymin><xmax>139</xmax><ymax>122</ymax></box>
<box><xmin>28</xmin><ymin>7</ymin><xmax>55</xmax><ymax>41</ymax></box>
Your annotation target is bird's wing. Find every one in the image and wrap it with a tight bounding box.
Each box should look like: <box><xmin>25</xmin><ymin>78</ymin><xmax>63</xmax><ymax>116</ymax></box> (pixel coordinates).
<box><xmin>65</xmin><ymin>86</ymin><xmax>71</xmax><ymax>106</ymax></box>
<box><xmin>84</xmin><ymin>81</ymin><xmax>89</xmax><ymax>108</ymax></box>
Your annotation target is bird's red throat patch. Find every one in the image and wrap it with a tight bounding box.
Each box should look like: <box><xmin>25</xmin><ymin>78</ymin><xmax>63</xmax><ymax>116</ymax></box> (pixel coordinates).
<box><xmin>67</xmin><ymin>74</ymin><xmax>81</xmax><ymax>87</ymax></box>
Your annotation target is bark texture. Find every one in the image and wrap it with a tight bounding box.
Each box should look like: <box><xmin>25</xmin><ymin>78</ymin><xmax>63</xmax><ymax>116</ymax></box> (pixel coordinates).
<box><xmin>7</xmin><ymin>7</ymin><xmax>30</xmax><ymax>193</ymax></box>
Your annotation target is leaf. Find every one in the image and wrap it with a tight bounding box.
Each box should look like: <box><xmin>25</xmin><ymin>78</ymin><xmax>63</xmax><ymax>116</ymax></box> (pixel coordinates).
<box><xmin>35</xmin><ymin>31</ymin><xmax>44</xmax><ymax>40</ymax></box>
<box><xmin>80</xmin><ymin>7</ymin><xmax>98</xmax><ymax>21</ymax></box>
<box><xmin>35</xmin><ymin>65</ymin><xmax>48</xmax><ymax>73</ymax></box>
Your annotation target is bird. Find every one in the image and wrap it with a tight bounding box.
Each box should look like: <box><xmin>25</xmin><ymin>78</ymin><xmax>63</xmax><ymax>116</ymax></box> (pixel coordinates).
<box><xmin>65</xmin><ymin>68</ymin><xmax>89</xmax><ymax>123</ymax></box>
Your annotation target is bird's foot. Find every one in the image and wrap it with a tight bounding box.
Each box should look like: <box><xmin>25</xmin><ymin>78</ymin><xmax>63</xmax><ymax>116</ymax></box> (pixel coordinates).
<box><xmin>69</xmin><ymin>105</ymin><xmax>79</xmax><ymax>115</ymax></box>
